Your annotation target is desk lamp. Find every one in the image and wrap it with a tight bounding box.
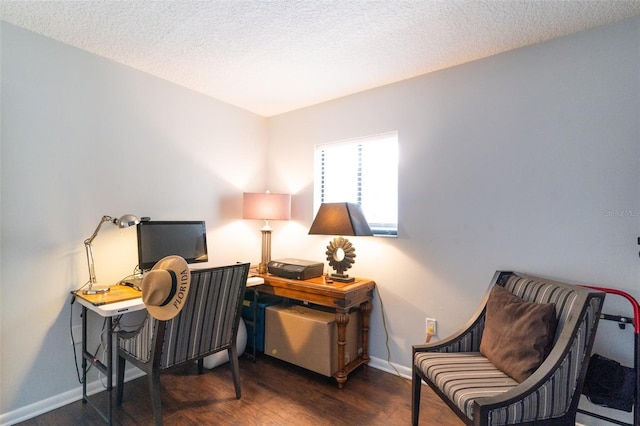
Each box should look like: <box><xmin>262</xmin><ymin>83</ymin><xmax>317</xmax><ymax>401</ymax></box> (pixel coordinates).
<box><xmin>83</xmin><ymin>214</ymin><xmax>140</xmax><ymax>294</ymax></box>
<box><xmin>308</xmin><ymin>202</ymin><xmax>373</xmax><ymax>283</ymax></box>
<box><xmin>243</xmin><ymin>192</ymin><xmax>291</xmax><ymax>274</ymax></box>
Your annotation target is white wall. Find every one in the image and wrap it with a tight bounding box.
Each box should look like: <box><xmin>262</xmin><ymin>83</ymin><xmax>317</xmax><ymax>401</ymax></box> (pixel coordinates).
<box><xmin>1</xmin><ymin>15</ymin><xmax>639</xmax><ymax>426</ymax></box>
<box><xmin>268</xmin><ymin>16</ymin><xmax>639</xmax><ymax>425</ymax></box>
<box><xmin>0</xmin><ymin>22</ymin><xmax>269</xmax><ymax>421</ymax></box>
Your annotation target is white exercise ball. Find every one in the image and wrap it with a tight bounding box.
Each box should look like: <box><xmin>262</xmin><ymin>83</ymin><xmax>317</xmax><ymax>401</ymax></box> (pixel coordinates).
<box><xmin>202</xmin><ymin>317</ymin><xmax>247</xmax><ymax>369</ymax></box>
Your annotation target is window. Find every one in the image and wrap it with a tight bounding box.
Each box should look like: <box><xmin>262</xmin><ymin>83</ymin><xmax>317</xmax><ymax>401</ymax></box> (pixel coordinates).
<box><xmin>314</xmin><ymin>132</ymin><xmax>398</xmax><ymax>236</ymax></box>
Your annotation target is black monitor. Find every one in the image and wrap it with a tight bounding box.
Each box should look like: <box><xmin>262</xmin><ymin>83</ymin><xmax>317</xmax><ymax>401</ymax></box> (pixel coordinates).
<box><xmin>136</xmin><ymin>220</ymin><xmax>208</xmax><ymax>271</ymax></box>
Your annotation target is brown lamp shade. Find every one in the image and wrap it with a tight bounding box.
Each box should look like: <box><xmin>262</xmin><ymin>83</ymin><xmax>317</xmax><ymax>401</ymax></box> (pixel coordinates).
<box><xmin>243</xmin><ymin>193</ymin><xmax>291</xmax><ymax>220</ymax></box>
<box><xmin>308</xmin><ymin>202</ymin><xmax>373</xmax><ymax>236</ymax></box>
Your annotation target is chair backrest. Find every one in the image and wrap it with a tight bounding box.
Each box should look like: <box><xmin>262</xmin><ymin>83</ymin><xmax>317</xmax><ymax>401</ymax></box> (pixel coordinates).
<box><xmin>479</xmin><ymin>271</ymin><xmax>605</xmax><ymax>423</ymax></box>
<box><xmin>155</xmin><ymin>263</ymin><xmax>249</xmax><ymax>369</ymax></box>
<box><xmin>443</xmin><ymin>271</ymin><xmax>603</xmax><ymax>354</ymax></box>
<box><xmin>499</xmin><ymin>272</ymin><xmax>590</xmax><ymax>346</ymax></box>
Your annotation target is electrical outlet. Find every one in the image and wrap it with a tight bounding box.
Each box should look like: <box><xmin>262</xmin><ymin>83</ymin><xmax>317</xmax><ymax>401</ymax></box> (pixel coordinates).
<box><xmin>425</xmin><ymin>317</ymin><xmax>437</xmax><ymax>336</ymax></box>
<box><xmin>71</xmin><ymin>325</ymin><xmax>83</xmax><ymax>345</ymax></box>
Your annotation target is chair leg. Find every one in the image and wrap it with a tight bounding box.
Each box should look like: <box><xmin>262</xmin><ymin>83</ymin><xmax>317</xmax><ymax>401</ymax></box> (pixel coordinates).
<box><xmin>228</xmin><ymin>346</ymin><xmax>241</xmax><ymax>399</ymax></box>
<box><xmin>197</xmin><ymin>358</ymin><xmax>204</xmax><ymax>374</ymax></box>
<box><xmin>116</xmin><ymin>355</ymin><xmax>126</xmax><ymax>405</ymax></box>
<box><xmin>411</xmin><ymin>367</ymin><xmax>422</xmax><ymax>426</ymax></box>
<box><xmin>148</xmin><ymin>368</ymin><xmax>163</xmax><ymax>426</ymax></box>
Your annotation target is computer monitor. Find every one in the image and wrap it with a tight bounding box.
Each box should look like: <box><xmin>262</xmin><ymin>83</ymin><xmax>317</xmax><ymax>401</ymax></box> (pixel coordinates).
<box><xmin>136</xmin><ymin>220</ymin><xmax>208</xmax><ymax>271</ymax></box>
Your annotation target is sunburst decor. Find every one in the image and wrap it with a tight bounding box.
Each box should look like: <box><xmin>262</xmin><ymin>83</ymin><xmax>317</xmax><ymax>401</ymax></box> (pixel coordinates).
<box><xmin>325</xmin><ymin>236</ymin><xmax>356</xmax><ymax>277</ymax></box>
<box><xmin>309</xmin><ymin>203</ymin><xmax>372</xmax><ymax>283</ymax></box>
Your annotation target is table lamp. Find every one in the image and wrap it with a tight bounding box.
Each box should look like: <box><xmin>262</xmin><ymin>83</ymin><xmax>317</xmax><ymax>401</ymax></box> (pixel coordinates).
<box><xmin>83</xmin><ymin>214</ymin><xmax>140</xmax><ymax>294</ymax></box>
<box><xmin>308</xmin><ymin>202</ymin><xmax>373</xmax><ymax>283</ymax></box>
<box><xmin>243</xmin><ymin>192</ymin><xmax>291</xmax><ymax>274</ymax></box>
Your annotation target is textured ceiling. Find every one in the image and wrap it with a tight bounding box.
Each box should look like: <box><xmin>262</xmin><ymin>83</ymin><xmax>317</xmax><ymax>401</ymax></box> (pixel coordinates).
<box><xmin>2</xmin><ymin>1</ymin><xmax>640</xmax><ymax>117</ymax></box>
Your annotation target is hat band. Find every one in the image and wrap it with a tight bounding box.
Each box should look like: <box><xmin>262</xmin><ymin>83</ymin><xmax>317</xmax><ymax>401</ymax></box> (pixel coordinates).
<box><xmin>159</xmin><ymin>270</ymin><xmax>177</xmax><ymax>306</ymax></box>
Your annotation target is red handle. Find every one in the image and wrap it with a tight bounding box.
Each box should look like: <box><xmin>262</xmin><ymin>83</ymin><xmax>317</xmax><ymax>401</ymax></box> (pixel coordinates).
<box><xmin>582</xmin><ymin>285</ymin><xmax>640</xmax><ymax>334</ymax></box>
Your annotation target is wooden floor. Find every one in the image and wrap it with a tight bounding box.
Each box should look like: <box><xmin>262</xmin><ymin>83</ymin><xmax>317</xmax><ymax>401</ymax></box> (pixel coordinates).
<box><xmin>17</xmin><ymin>355</ymin><xmax>464</xmax><ymax>425</ymax></box>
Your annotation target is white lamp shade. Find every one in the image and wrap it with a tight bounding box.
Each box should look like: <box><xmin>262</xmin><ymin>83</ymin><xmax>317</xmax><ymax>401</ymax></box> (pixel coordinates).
<box><xmin>243</xmin><ymin>193</ymin><xmax>291</xmax><ymax>220</ymax></box>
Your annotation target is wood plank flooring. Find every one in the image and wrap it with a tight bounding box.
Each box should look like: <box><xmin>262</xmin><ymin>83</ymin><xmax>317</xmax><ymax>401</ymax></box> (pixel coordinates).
<box><xmin>16</xmin><ymin>355</ymin><xmax>464</xmax><ymax>425</ymax></box>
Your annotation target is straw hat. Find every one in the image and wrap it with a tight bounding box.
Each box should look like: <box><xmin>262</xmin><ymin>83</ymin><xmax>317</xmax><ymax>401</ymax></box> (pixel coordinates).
<box><xmin>141</xmin><ymin>255</ymin><xmax>191</xmax><ymax>320</ymax></box>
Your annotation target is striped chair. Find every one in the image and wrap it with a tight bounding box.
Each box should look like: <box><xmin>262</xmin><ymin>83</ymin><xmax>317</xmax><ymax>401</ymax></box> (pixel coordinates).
<box><xmin>412</xmin><ymin>271</ymin><xmax>605</xmax><ymax>426</ymax></box>
<box><xmin>116</xmin><ymin>263</ymin><xmax>250</xmax><ymax>426</ymax></box>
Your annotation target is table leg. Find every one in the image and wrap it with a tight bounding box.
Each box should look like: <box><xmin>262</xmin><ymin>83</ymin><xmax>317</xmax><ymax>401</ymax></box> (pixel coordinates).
<box><xmin>360</xmin><ymin>300</ymin><xmax>372</xmax><ymax>364</ymax></box>
<box><xmin>106</xmin><ymin>316</ymin><xmax>113</xmax><ymax>425</ymax></box>
<box><xmin>80</xmin><ymin>307</ymin><xmax>114</xmax><ymax>425</ymax></box>
<box><xmin>82</xmin><ymin>306</ymin><xmax>88</xmax><ymax>404</ymax></box>
<box><xmin>334</xmin><ymin>310</ymin><xmax>350</xmax><ymax>388</ymax></box>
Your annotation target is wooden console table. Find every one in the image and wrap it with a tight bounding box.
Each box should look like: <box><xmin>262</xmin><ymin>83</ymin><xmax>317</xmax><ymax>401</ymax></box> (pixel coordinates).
<box><xmin>255</xmin><ymin>271</ymin><xmax>375</xmax><ymax>388</ymax></box>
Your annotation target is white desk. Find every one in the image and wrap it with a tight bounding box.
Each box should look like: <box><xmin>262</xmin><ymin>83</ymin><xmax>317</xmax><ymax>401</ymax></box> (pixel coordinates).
<box><xmin>77</xmin><ymin>275</ymin><xmax>264</xmax><ymax>315</ymax></box>
<box><xmin>75</xmin><ymin>275</ymin><xmax>264</xmax><ymax>425</ymax></box>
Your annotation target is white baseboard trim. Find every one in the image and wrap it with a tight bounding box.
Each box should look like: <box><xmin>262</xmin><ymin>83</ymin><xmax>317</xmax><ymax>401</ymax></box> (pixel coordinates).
<box><xmin>367</xmin><ymin>355</ymin><xmax>412</xmax><ymax>380</ymax></box>
<box><xmin>0</xmin><ymin>368</ymin><xmax>145</xmax><ymax>426</ymax></box>
<box><xmin>1</xmin><ymin>357</ymin><xmax>409</xmax><ymax>426</ymax></box>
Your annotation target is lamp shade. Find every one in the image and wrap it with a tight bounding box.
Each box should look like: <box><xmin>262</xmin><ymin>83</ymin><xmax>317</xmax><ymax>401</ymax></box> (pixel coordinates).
<box><xmin>243</xmin><ymin>192</ymin><xmax>291</xmax><ymax>220</ymax></box>
<box><xmin>115</xmin><ymin>214</ymin><xmax>140</xmax><ymax>228</ymax></box>
<box><xmin>308</xmin><ymin>202</ymin><xmax>373</xmax><ymax>236</ymax></box>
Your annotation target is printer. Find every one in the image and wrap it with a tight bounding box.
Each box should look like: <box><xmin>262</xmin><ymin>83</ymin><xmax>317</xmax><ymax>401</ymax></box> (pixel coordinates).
<box><xmin>267</xmin><ymin>258</ymin><xmax>324</xmax><ymax>280</ymax></box>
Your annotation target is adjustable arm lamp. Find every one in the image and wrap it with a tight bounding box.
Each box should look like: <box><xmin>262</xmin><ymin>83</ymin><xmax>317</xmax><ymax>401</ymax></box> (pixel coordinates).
<box><xmin>308</xmin><ymin>202</ymin><xmax>373</xmax><ymax>283</ymax></box>
<box><xmin>83</xmin><ymin>214</ymin><xmax>140</xmax><ymax>294</ymax></box>
<box><xmin>243</xmin><ymin>192</ymin><xmax>291</xmax><ymax>274</ymax></box>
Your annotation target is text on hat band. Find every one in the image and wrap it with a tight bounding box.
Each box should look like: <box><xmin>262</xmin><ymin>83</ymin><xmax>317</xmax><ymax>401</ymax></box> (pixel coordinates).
<box><xmin>172</xmin><ymin>269</ymin><xmax>189</xmax><ymax>310</ymax></box>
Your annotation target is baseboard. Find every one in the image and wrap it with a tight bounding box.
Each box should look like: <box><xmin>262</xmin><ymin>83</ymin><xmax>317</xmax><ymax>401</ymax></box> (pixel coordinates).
<box><xmin>0</xmin><ymin>368</ymin><xmax>145</xmax><ymax>426</ymax></box>
<box><xmin>368</xmin><ymin>355</ymin><xmax>412</xmax><ymax>380</ymax></box>
<box><xmin>1</xmin><ymin>356</ymin><xmax>408</xmax><ymax>426</ymax></box>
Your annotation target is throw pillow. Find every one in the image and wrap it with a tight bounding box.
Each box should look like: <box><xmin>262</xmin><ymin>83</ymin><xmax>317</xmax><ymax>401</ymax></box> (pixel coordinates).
<box><xmin>480</xmin><ymin>285</ymin><xmax>558</xmax><ymax>383</ymax></box>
